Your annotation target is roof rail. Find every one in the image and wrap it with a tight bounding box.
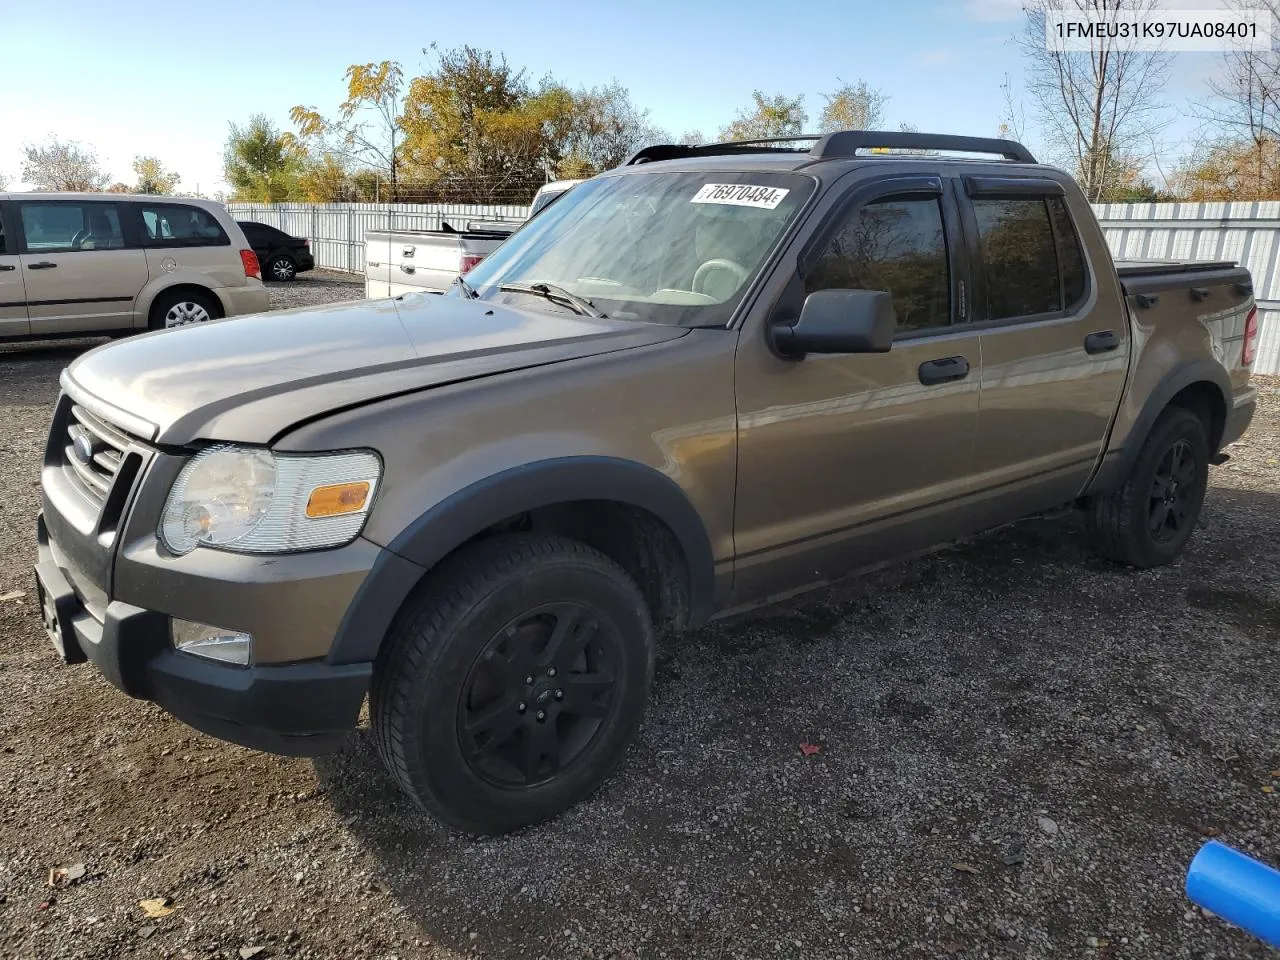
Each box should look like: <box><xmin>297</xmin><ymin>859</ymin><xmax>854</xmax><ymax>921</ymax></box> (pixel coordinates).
<box><xmin>810</xmin><ymin>130</ymin><xmax>1036</xmax><ymax>163</ymax></box>
<box><xmin>623</xmin><ymin>130</ymin><xmax>1036</xmax><ymax>166</ymax></box>
<box><xmin>624</xmin><ymin>135</ymin><xmax>818</xmax><ymax>165</ymax></box>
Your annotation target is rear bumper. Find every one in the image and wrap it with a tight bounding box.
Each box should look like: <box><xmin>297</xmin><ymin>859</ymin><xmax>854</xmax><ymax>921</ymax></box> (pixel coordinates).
<box><xmin>35</xmin><ymin>512</ymin><xmax>371</xmax><ymax>756</ymax></box>
<box><xmin>1223</xmin><ymin>385</ymin><xmax>1258</xmax><ymax>448</ymax></box>
<box><xmin>215</xmin><ymin>281</ymin><xmax>270</xmax><ymax>318</ymax></box>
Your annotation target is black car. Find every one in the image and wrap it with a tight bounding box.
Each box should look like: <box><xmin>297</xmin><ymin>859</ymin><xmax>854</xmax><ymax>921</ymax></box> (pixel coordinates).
<box><xmin>237</xmin><ymin>221</ymin><xmax>315</xmax><ymax>281</ymax></box>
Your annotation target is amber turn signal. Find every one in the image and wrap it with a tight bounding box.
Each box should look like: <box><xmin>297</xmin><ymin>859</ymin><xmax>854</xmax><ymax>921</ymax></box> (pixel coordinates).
<box><xmin>305</xmin><ymin>481</ymin><xmax>371</xmax><ymax>518</ymax></box>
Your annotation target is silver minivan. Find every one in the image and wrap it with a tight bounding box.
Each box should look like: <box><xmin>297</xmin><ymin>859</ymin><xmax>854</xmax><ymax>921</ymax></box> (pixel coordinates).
<box><xmin>0</xmin><ymin>193</ymin><xmax>269</xmax><ymax>340</ymax></box>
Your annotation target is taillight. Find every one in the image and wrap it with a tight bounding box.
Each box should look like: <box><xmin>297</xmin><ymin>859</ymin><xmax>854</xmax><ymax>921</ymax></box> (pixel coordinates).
<box><xmin>240</xmin><ymin>249</ymin><xmax>261</xmax><ymax>281</ymax></box>
<box><xmin>460</xmin><ymin>253</ymin><xmax>485</xmax><ymax>274</ymax></box>
<box><xmin>1242</xmin><ymin>305</ymin><xmax>1259</xmax><ymax>365</ymax></box>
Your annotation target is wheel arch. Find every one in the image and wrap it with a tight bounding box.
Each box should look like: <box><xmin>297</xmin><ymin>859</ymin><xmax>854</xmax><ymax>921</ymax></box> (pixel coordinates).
<box><xmin>327</xmin><ymin>457</ymin><xmax>718</xmax><ymax>664</ymax></box>
<box><xmin>1089</xmin><ymin>359</ymin><xmax>1230</xmax><ymax>495</ymax></box>
<box><xmin>141</xmin><ymin>280</ymin><xmax>223</xmax><ymax>328</ymax></box>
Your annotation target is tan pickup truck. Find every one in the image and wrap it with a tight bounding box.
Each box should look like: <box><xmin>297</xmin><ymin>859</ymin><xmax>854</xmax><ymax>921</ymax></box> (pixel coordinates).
<box><xmin>34</xmin><ymin>131</ymin><xmax>1259</xmax><ymax>835</ymax></box>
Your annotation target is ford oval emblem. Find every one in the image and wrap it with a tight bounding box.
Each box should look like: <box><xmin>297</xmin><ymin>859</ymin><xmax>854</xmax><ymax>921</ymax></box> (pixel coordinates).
<box><xmin>72</xmin><ymin>433</ymin><xmax>95</xmax><ymax>464</ymax></box>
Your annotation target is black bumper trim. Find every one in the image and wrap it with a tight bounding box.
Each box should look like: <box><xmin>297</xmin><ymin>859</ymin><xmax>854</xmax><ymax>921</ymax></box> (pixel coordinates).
<box><xmin>35</xmin><ymin>512</ymin><xmax>371</xmax><ymax>757</ymax></box>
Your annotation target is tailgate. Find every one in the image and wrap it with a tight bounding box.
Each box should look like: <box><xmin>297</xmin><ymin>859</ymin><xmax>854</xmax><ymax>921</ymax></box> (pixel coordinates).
<box><xmin>365</xmin><ymin>232</ymin><xmax>463</xmax><ymax>296</ymax></box>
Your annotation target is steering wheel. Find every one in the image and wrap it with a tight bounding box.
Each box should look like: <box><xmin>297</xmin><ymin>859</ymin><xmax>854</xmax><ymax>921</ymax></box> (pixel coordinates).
<box><xmin>70</xmin><ymin>229</ymin><xmax>91</xmax><ymax>249</ymax></box>
<box><xmin>692</xmin><ymin>258</ymin><xmax>749</xmax><ymax>297</ymax></box>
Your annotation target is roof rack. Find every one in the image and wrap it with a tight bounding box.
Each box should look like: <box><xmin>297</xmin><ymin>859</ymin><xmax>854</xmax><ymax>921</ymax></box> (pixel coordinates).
<box><xmin>624</xmin><ymin>130</ymin><xmax>1036</xmax><ymax>166</ymax></box>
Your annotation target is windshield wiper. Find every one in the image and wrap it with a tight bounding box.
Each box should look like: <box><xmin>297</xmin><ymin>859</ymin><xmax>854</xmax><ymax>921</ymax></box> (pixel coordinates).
<box><xmin>498</xmin><ymin>281</ymin><xmax>605</xmax><ymax>318</ymax></box>
<box><xmin>453</xmin><ymin>275</ymin><xmax>478</xmax><ymax>299</ymax></box>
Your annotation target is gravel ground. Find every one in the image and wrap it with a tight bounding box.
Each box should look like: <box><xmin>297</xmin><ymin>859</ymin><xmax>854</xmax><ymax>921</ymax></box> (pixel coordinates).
<box><xmin>0</xmin><ymin>273</ymin><xmax>1276</xmax><ymax>959</ymax></box>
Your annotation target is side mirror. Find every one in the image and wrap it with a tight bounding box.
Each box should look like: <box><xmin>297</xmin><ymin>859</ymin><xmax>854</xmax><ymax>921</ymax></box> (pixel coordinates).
<box><xmin>771</xmin><ymin>289</ymin><xmax>896</xmax><ymax>358</ymax></box>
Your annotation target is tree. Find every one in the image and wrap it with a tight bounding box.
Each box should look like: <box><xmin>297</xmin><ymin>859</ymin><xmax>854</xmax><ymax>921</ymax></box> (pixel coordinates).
<box><xmin>297</xmin><ymin>154</ymin><xmax>353</xmax><ymax>202</ymax></box>
<box><xmin>556</xmin><ymin>82</ymin><xmax>664</xmax><ymax>174</ymax></box>
<box><xmin>819</xmin><ymin>79</ymin><xmax>888</xmax><ymax>132</ymax></box>
<box><xmin>720</xmin><ymin>91</ymin><xmax>808</xmax><ymax>141</ymax></box>
<box><xmin>21</xmin><ymin>138</ymin><xmax>109</xmax><ymax>191</ymax></box>
<box><xmin>679</xmin><ymin>130</ymin><xmax>707</xmax><ymax>146</ymax></box>
<box><xmin>1188</xmin><ymin>1</ymin><xmax>1280</xmax><ymax>199</ymax></box>
<box><xmin>292</xmin><ymin>60</ymin><xmax>404</xmax><ymax>200</ymax></box>
<box><xmin>223</xmin><ymin>115</ymin><xmax>302</xmax><ymax>203</ymax></box>
<box><xmin>997</xmin><ymin>73</ymin><xmax>1027</xmax><ymax>143</ymax></box>
<box><xmin>0</xmin><ymin>172</ymin><xmax>10</xmax><ymax>191</ymax></box>
<box><xmin>105</xmin><ymin>183</ymin><xmax>131</xmax><ymax>193</ymax></box>
<box><xmin>1172</xmin><ymin>137</ymin><xmax>1280</xmax><ymax>200</ymax></box>
<box><xmin>399</xmin><ymin>46</ymin><xmax>572</xmax><ymax>201</ymax></box>
<box><xmin>1019</xmin><ymin>0</ymin><xmax>1172</xmax><ymax>202</ymax></box>
<box><xmin>132</xmin><ymin>156</ymin><xmax>180</xmax><ymax>194</ymax></box>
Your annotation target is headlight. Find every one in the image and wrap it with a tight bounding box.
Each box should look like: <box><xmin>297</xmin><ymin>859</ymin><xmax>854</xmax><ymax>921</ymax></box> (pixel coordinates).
<box><xmin>159</xmin><ymin>445</ymin><xmax>380</xmax><ymax>556</ymax></box>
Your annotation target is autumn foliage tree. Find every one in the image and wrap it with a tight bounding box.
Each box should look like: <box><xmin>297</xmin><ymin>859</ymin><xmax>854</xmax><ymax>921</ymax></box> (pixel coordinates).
<box><xmin>720</xmin><ymin>91</ymin><xmax>808</xmax><ymax>140</ymax></box>
<box><xmin>292</xmin><ymin>61</ymin><xmax>404</xmax><ymax>199</ymax></box>
<box><xmin>132</xmin><ymin>156</ymin><xmax>181</xmax><ymax>194</ymax></box>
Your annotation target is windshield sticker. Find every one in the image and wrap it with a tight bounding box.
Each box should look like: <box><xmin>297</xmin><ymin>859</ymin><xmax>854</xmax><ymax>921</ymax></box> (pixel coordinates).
<box><xmin>690</xmin><ymin>183</ymin><xmax>790</xmax><ymax>209</ymax></box>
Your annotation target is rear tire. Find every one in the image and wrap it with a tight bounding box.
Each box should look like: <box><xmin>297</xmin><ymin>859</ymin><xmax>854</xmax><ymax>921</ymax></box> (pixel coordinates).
<box><xmin>1085</xmin><ymin>407</ymin><xmax>1210</xmax><ymax>568</ymax></box>
<box><xmin>268</xmin><ymin>255</ymin><xmax>297</xmax><ymax>282</ymax></box>
<box><xmin>371</xmin><ymin>534</ymin><xmax>654</xmax><ymax>835</ymax></box>
<box><xmin>148</xmin><ymin>289</ymin><xmax>223</xmax><ymax>330</ymax></box>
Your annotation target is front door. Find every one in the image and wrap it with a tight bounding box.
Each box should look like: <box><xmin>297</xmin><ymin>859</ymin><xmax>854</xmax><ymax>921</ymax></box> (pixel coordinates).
<box><xmin>958</xmin><ymin>180</ymin><xmax>1129</xmax><ymax>513</ymax></box>
<box><xmin>732</xmin><ymin>174</ymin><xmax>983</xmax><ymax>606</ymax></box>
<box><xmin>0</xmin><ymin>203</ymin><xmax>29</xmax><ymax>337</ymax></box>
<box><xmin>16</xmin><ymin>200</ymin><xmax>148</xmax><ymax>335</ymax></box>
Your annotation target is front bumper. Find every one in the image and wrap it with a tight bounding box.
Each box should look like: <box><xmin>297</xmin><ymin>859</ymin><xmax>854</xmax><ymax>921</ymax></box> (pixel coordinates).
<box><xmin>36</xmin><ymin>513</ymin><xmax>371</xmax><ymax>756</ymax></box>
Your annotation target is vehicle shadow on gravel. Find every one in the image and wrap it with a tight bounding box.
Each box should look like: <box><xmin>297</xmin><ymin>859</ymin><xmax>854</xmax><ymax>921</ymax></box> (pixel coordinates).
<box><xmin>312</xmin><ymin>488</ymin><xmax>1280</xmax><ymax>959</ymax></box>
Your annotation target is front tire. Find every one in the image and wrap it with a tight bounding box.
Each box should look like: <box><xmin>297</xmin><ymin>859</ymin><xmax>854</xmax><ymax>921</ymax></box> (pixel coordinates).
<box><xmin>371</xmin><ymin>534</ymin><xmax>654</xmax><ymax>835</ymax></box>
<box><xmin>1085</xmin><ymin>407</ymin><xmax>1210</xmax><ymax>567</ymax></box>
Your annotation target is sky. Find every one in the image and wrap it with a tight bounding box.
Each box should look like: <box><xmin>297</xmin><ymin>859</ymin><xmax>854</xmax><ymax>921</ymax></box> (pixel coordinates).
<box><xmin>0</xmin><ymin>0</ymin><xmax>1235</xmax><ymax>195</ymax></box>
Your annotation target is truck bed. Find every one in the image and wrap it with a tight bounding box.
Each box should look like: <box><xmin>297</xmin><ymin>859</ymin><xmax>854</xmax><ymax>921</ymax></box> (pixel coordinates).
<box><xmin>1114</xmin><ymin>258</ymin><xmax>1251</xmax><ymax>298</ymax></box>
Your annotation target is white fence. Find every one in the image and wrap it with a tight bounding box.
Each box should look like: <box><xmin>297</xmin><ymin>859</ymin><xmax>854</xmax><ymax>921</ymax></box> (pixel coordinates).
<box><xmin>227</xmin><ymin>202</ymin><xmax>530</xmax><ymax>275</ymax></box>
<box><xmin>231</xmin><ymin>200</ymin><xmax>1280</xmax><ymax>374</ymax></box>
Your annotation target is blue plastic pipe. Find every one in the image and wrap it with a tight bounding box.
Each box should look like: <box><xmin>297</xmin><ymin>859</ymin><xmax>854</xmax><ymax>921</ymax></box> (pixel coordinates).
<box><xmin>1186</xmin><ymin>840</ymin><xmax>1280</xmax><ymax>949</ymax></box>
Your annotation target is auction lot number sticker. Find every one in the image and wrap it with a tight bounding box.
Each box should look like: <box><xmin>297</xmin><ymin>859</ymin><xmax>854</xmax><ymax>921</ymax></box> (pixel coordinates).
<box><xmin>691</xmin><ymin>183</ymin><xmax>790</xmax><ymax>209</ymax></box>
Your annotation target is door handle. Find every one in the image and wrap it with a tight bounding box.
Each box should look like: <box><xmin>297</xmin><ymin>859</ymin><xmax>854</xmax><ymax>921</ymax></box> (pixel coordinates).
<box><xmin>1084</xmin><ymin>330</ymin><xmax>1120</xmax><ymax>354</ymax></box>
<box><xmin>0</xmin><ymin>264</ymin><xmax>14</xmax><ymax>272</ymax></box>
<box><xmin>28</xmin><ymin>261</ymin><xmax>58</xmax><ymax>270</ymax></box>
<box><xmin>1190</xmin><ymin>287</ymin><xmax>1210</xmax><ymax>302</ymax></box>
<box><xmin>918</xmin><ymin>355</ymin><xmax>970</xmax><ymax>386</ymax></box>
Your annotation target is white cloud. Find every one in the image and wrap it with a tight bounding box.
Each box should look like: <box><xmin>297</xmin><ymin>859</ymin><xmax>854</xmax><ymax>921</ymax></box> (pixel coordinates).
<box><xmin>962</xmin><ymin>0</ymin><xmax>1024</xmax><ymax>22</ymax></box>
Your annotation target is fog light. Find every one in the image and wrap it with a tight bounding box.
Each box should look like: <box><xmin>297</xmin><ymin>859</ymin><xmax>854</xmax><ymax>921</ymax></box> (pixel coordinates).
<box><xmin>171</xmin><ymin>619</ymin><xmax>252</xmax><ymax>666</ymax></box>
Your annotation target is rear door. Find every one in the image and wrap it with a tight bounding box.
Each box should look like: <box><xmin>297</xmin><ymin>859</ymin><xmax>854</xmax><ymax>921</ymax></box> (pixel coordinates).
<box><xmin>16</xmin><ymin>199</ymin><xmax>148</xmax><ymax>335</ymax></box>
<box><xmin>0</xmin><ymin>202</ymin><xmax>29</xmax><ymax>337</ymax></box>
<box><xmin>959</xmin><ymin>176</ymin><xmax>1129</xmax><ymax>510</ymax></box>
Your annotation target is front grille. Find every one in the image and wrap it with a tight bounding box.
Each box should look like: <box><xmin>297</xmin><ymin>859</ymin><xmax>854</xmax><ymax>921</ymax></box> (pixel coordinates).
<box><xmin>64</xmin><ymin>404</ymin><xmax>136</xmax><ymax>505</ymax></box>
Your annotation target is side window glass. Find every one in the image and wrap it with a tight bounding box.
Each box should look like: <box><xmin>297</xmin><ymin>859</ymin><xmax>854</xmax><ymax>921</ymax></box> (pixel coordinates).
<box><xmin>139</xmin><ymin>204</ymin><xmax>229</xmax><ymax>247</ymax></box>
<box><xmin>0</xmin><ymin>214</ymin><xmax>6</xmax><ymax>254</ymax></box>
<box><xmin>1047</xmin><ymin>196</ymin><xmax>1088</xmax><ymax>308</ymax></box>
<box><xmin>805</xmin><ymin>195</ymin><xmax>951</xmax><ymax>332</ymax></box>
<box><xmin>20</xmin><ymin>203</ymin><xmax>124</xmax><ymax>253</ymax></box>
<box><xmin>973</xmin><ymin>198</ymin><xmax>1060</xmax><ymax>320</ymax></box>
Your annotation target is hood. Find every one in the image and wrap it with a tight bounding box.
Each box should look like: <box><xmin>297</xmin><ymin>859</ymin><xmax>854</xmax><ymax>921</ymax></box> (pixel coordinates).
<box><xmin>66</xmin><ymin>293</ymin><xmax>688</xmax><ymax>445</ymax></box>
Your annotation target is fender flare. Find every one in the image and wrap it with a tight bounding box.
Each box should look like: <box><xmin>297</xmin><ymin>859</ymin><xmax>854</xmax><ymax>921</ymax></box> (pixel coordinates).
<box><xmin>327</xmin><ymin>457</ymin><xmax>717</xmax><ymax>664</ymax></box>
<box><xmin>1090</xmin><ymin>359</ymin><xmax>1232</xmax><ymax>494</ymax></box>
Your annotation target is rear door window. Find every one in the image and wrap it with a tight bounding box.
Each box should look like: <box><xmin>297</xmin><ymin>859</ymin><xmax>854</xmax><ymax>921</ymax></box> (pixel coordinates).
<box><xmin>19</xmin><ymin>202</ymin><xmax>125</xmax><ymax>253</ymax></box>
<box><xmin>972</xmin><ymin>198</ymin><xmax>1061</xmax><ymax>320</ymax></box>
<box><xmin>139</xmin><ymin>204</ymin><xmax>229</xmax><ymax>248</ymax></box>
<box><xmin>1046</xmin><ymin>196</ymin><xmax>1088</xmax><ymax>308</ymax></box>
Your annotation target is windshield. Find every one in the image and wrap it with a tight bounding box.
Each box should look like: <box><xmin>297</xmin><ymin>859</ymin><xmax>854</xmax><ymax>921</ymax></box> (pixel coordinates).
<box><xmin>458</xmin><ymin>171</ymin><xmax>814</xmax><ymax>326</ymax></box>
